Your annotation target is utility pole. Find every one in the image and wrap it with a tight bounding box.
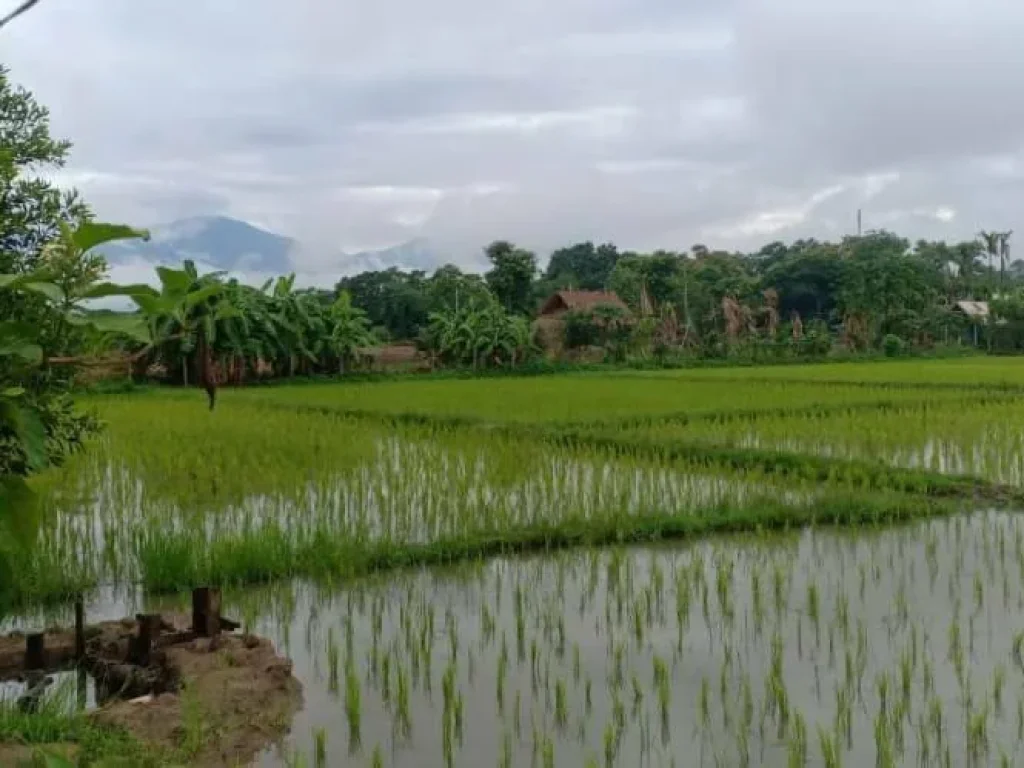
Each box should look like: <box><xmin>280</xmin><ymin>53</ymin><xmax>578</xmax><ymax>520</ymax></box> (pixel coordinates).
<box><xmin>856</xmin><ymin>209</ymin><xmax>862</xmax><ymax>237</ymax></box>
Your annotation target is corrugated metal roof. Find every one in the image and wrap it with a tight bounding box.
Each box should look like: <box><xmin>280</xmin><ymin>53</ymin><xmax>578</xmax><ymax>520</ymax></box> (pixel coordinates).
<box><xmin>954</xmin><ymin>300</ymin><xmax>989</xmax><ymax>317</ymax></box>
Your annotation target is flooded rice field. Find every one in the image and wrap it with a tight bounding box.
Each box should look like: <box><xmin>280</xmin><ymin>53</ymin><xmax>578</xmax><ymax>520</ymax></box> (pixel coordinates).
<box><xmin>9</xmin><ymin>510</ymin><xmax>1022</xmax><ymax>767</ymax></box>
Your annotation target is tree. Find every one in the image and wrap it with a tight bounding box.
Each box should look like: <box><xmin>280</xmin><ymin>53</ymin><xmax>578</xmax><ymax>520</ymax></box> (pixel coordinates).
<box><xmin>979</xmin><ymin>231</ymin><xmax>1002</xmax><ymax>294</ymax></box>
<box><xmin>484</xmin><ymin>240</ymin><xmax>537</xmax><ymax>316</ymax></box>
<box><xmin>0</xmin><ymin>236</ymin><xmax>145</xmax><ymax>593</ymax></box>
<box><xmin>760</xmin><ymin>241</ymin><xmax>843</xmax><ymax>319</ymax></box>
<box><xmin>0</xmin><ymin>66</ymin><xmax>87</xmax><ymax>274</ymax></box>
<box><xmin>427</xmin><ymin>264</ymin><xmax>491</xmax><ymax>313</ymax></box>
<box><xmin>544</xmin><ymin>241</ymin><xmax>619</xmax><ymax>291</ymax></box>
<box><xmin>36</xmin><ymin>221</ymin><xmax>149</xmax><ymax>353</ymax></box>
<box><xmin>336</xmin><ymin>268</ymin><xmax>429</xmax><ymax>339</ymax></box>
<box><xmin>998</xmin><ymin>231</ymin><xmax>1013</xmax><ymax>293</ymax></box>
<box><xmin>124</xmin><ymin>260</ymin><xmax>234</xmax><ymax>404</ymax></box>
<box><xmin>836</xmin><ymin>231</ymin><xmax>942</xmax><ymax>347</ymax></box>
<box><xmin>329</xmin><ymin>290</ymin><xmax>374</xmax><ymax>373</ymax></box>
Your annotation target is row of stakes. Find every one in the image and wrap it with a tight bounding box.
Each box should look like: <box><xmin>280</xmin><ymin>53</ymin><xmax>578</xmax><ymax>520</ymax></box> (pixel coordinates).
<box><xmin>17</xmin><ymin>586</ymin><xmax>232</xmax><ymax>715</ymax></box>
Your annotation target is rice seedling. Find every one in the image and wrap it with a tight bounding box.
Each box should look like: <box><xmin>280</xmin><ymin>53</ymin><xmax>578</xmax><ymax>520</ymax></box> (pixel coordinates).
<box><xmin>227</xmin><ymin>374</ymin><xmax>981</xmax><ymax>426</ymax></box>
<box><xmin>10</xmin><ymin>363</ymin><xmax>1024</xmax><ymax>766</ymax></box>
<box><xmin>627</xmin><ymin>356</ymin><xmax>1024</xmax><ymax>388</ymax></box>
<box><xmin>65</xmin><ymin>510</ymin><xmax>1005</xmax><ymax>766</ymax></box>
<box><xmin>612</xmin><ymin>395</ymin><xmax>1024</xmax><ymax>485</ymax></box>
<box><xmin>313</xmin><ymin>727</ymin><xmax>327</xmax><ymax>768</ymax></box>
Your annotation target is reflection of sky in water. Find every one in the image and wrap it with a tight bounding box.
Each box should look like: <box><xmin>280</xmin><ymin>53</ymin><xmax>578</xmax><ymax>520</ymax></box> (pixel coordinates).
<box><xmin>0</xmin><ymin>671</ymin><xmax>97</xmax><ymax>713</ymax></box>
<box><xmin>732</xmin><ymin>431</ymin><xmax>1024</xmax><ymax>483</ymax></box>
<box><xmin>7</xmin><ymin>511</ymin><xmax>1019</xmax><ymax>767</ymax></box>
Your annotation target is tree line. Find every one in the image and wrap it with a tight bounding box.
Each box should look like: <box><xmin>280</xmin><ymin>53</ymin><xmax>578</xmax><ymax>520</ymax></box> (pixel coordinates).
<box><xmin>340</xmin><ymin>229</ymin><xmax>1021</xmax><ymax>359</ymax></box>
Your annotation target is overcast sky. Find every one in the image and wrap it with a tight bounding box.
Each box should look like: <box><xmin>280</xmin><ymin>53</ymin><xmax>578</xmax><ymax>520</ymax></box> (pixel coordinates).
<box><xmin>5</xmin><ymin>0</ymin><xmax>1024</xmax><ymax>271</ymax></box>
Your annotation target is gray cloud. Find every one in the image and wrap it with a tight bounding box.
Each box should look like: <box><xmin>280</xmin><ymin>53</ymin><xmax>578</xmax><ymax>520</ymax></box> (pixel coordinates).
<box><xmin>5</xmin><ymin>0</ymin><xmax>1024</xmax><ymax>274</ymax></box>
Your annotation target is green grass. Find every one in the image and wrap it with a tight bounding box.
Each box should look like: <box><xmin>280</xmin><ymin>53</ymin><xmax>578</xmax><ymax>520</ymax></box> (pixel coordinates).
<box><xmin>0</xmin><ymin>681</ymin><xmax>165</xmax><ymax>766</ymax></box>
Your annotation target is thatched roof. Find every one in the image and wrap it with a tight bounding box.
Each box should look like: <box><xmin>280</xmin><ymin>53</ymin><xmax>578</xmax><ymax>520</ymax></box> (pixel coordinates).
<box><xmin>538</xmin><ymin>290</ymin><xmax>629</xmax><ymax>316</ymax></box>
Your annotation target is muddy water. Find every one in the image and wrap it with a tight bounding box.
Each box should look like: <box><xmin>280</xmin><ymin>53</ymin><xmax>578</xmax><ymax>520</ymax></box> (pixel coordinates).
<box><xmin>6</xmin><ymin>510</ymin><xmax>1024</xmax><ymax>767</ymax></box>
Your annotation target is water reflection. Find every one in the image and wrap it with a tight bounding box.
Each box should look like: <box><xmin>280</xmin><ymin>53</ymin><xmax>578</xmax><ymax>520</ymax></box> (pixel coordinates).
<box><xmin>8</xmin><ymin>511</ymin><xmax>1020</xmax><ymax>767</ymax></box>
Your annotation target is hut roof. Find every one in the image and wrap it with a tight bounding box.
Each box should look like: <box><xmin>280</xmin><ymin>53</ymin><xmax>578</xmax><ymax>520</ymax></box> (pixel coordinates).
<box><xmin>953</xmin><ymin>300</ymin><xmax>989</xmax><ymax>318</ymax></box>
<box><xmin>538</xmin><ymin>290</ymin><xmax>629</xmax><ymax>316</ymax></box>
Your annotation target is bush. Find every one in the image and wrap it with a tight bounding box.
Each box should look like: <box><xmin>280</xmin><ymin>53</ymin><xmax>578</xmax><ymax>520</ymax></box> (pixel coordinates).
<box><xmin>0</xmin><ymin>391</ymin><xmax>101</xmax><ymax>476</ymax></box>
<box><xmin>882</xmin><ymin>334</ymin><xmax>905</xmax><ymax>357</ymax></box>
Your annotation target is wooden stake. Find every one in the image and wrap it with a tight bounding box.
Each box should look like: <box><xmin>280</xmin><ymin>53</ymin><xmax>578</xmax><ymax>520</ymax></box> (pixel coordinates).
<box><xmin>131</xmin><ymin>614</ymin><xmax>162</xmax><ymax>666</ymax></box>
<box><xmin>191</xmin><ymin>587</ymin><xmax>221</xmax><ymax>637</ymax></box>
<box><xmin>25</xmin><ymin>632</ymin><xmax>45</xmax><ymax>670</ymax></box>
<box><xmin>74</xmin><ymin>597</ymin><xmax>85</xmax><ymax>662</ymax></box>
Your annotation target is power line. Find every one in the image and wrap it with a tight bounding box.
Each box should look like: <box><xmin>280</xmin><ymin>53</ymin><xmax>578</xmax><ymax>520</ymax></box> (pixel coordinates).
<box><xmin>0</xmin><ymin>0</ymin><xmax>41</xmax><ymax>31</ymax></box>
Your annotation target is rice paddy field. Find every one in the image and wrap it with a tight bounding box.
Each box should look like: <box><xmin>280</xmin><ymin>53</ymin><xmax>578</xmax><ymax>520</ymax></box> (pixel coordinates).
<box><xmin>8</xmin><ymin>355</ymin><xmax>1024</xmax><ymax>766</ymax></box>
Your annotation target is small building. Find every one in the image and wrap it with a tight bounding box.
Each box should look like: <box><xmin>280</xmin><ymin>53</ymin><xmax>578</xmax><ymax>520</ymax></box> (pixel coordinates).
<box><xmin>537</xmin><ymin>290</ymin><xmax>630</xmax><ymax>318</ymax></box>
<box><xmin>952</xmin><ymin>300</ymin><xmax>990</xmax><ymax>322</ymax></box>
<box><xmin>534</xmin><ymin>290</ymin><xmax>630</xmax><ymax>357</ymax></box>
<box><xmin>952</xmin><ymin>300</ymin><xmax>992</xmax><ymax>347</ymax></box>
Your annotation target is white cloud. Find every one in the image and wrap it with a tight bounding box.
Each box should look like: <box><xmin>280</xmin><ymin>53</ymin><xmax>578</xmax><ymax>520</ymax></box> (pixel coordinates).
<box><xmin>3</xmin><ymin>0</ymin><xmax>1023</xmax><ymax>271</ymax></box>
<box><xmin>355</xmin><ymin>106</ymin><xmax>638</xmax><ymax>139</ymax></box>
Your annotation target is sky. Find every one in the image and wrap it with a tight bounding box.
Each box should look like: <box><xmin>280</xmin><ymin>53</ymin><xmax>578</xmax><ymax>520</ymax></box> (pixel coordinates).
<box><xmin>5</xmin><ymin>0</ymin><xmax>1024</xmax><ymax>275</ymax></box>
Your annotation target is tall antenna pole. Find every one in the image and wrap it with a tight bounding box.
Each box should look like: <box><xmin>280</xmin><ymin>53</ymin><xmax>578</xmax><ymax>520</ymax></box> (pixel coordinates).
<box><xmin>856</xmin><ymin>209</ymin><xmax>862</xmax><ymax>237</ymax></box>
<box><xmin>0</xmin><ymin>0</ymin><xmax>41</xmax><ymax>30</ymax></box>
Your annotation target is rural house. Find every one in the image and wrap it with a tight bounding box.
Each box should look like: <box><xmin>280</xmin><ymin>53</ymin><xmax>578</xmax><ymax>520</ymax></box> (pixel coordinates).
<box><xmin>534</xmin><ymin>290</ymin><xmax>630</xmax><ymax>357</ymax></box>
<box><xmin>537</xmin><ymin>289</ymin><xmax>630</xmax><ymax>318</ymax></box>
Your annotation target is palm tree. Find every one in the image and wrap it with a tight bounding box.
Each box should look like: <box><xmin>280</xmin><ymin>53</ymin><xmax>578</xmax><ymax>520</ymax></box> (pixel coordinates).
<box><xmin>998</xmin><ymin>231</ymin><xmax>1013</xmax><ymax>293</ymax></box>
<box><xmin>953</xmin><ymin>242</ymin><xmax>982</xmax><ymax>299</ymax></box>
<box><xmin>979</xmin><ymin>231</ymin><xmax>1001</xmax><ymax>295</ymax></box>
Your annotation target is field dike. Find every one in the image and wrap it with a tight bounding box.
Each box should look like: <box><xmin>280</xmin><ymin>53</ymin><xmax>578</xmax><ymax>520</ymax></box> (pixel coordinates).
<box><xmin>0</xmin><ymin>612</ymin><xmax>300</xmax><ymax>767</ymax></box>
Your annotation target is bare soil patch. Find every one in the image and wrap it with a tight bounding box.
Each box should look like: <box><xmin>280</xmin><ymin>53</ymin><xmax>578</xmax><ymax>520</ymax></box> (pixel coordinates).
<box><xmin>1</xmin><ymin>613</ymin><xmax>302</xmax><ymax>767</ymax></box>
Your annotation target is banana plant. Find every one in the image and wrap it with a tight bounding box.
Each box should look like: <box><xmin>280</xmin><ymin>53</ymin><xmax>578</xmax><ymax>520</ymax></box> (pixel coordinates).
<box><xmin>329</xmin><ymin>290</ymin><xmax>374</xmax><ymax>373</ymax></box>
<box><xmin>120</xmin><ymin>261</ymin><xmax>234</xmax><ymax>387</ymax></box>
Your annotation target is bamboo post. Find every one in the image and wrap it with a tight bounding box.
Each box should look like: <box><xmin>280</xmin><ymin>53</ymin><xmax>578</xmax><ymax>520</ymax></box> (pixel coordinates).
<box><xmin>74</xmin><ymin>597</ymin><xmax>85</xmax><ymax>662</ymax></box>
<box><xmin>25</xmin><ymin>632</ymin><xmax>45</xmax><ymax>670</ymax></box>
<box><xmin>191</xmin><ymin>587</ymin><xmax>221</xmax><ymax>637</ymax></box>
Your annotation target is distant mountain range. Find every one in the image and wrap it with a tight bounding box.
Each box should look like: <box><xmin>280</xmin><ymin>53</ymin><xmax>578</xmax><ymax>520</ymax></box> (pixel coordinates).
<box><xmin>102</xmin><ymin>215</ymin><xmax>441</xmax><ymax>279</ymax></box>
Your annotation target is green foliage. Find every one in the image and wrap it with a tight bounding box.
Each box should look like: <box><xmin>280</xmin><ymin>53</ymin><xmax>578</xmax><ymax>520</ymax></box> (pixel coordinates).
<box><xmin>544</xmin><ymin>241</ymin><xmax>619</xmax><ymax>290</ymax></box>
<box><xmin>329</xmin><ymin>291</ymin><xmax>374</xmax><ymax>372</ymax></box>
<box><xmin>563</xmin><ymin>310</ymin><xmax>602</xmax><ymax>349</ymax></box>
<box><xmin>0</xmin><ymin>66</ymin><xmax>87</xmax><ymax>275</ymax></box>
<box><xmin>334</xmin><ymin>268</ymin><xmax>429</xmax><ymax>340</ymax></box>
<box><xmin>563</xmin><ymin>305</ymin><xmax>632</xmax><ymax>361</ymax></box>
<box><xmin>0</xmin><ymin>231</ymin><xmax>143</xmax><ymax>601</ymax></box>
<box><xmin>422</xmin><ymin>301</ymin><xmax>533</xmax><ymax>369</ymax></box>
<box><xmin>485</xmin><ymin>241</ymin><xmax>538</xmax><ymax>316</ymax></box>
<box><xmin>882</xmin><ymin>334</ymin><xmax>905</xmax><ymax>357</ymax></box>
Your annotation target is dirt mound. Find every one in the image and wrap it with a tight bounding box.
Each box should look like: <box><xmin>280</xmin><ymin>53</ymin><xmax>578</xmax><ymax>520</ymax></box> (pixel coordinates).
<box><xmin>1</xmin><ymin>615</ymin><xmax>302</xmax><ymax>767</ymax></box>
<box><xmin>92</xmin><ymin>632</ymin><xmax>302</xmax><ymax>766</ymax></box>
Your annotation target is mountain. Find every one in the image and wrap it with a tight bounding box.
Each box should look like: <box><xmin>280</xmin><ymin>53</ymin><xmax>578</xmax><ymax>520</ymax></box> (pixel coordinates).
<box><xmin>105</xmin><ymin>216</ymin><xmax>295</xmax><ymax>274</ymax></box>
<box><xmin>103</xmin><ymin>215</ymin><xmax>441</xmax><ymax>279</ymax></box>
